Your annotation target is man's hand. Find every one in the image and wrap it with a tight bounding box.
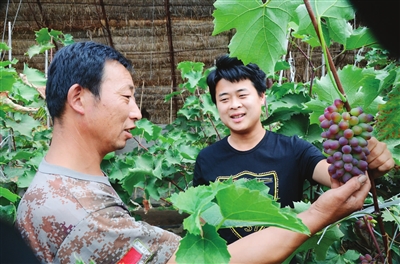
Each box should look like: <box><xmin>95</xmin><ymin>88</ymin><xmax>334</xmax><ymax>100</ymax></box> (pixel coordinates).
<box><xmin>367</xmin><ymin>137</ymin><xmax>394</xmax><ymax>179</ymax></box>
<box><xmin>310</xmin><ymin>175</ymin><xmax>370</xmax><ymax>228</ymax></box>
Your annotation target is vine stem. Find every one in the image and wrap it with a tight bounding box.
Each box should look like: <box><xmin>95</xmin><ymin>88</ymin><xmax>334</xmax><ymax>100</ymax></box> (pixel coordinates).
<box><xmin>368</xmin><ymin>173</ymin><xmax>392</xmax><ymax>263</ymax></box>
<box><xmin>196</xmin><ymin>88</ymin><xmax>222</xmax><ymax>141</ymax></box>
<box><xmin>303</xmin><ymin>0</ymin><xmax>350</xmax><ymax>112</ymax></box>
<box><xmin>363</xmin><ymin>214</ymin><xmax>384</xmax><ymax>262</ymax></box>
<box><xmin>303</xmin><ymin>1</ymin><xmax>391</xmax><ymax>262</ymax></box>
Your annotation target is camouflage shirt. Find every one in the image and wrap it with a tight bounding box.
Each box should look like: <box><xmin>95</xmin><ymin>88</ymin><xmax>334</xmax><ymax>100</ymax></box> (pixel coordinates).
<box><xmin>16</xmin><ymin>159</ymin><xmax>180</xmax><ymax>264</ymax></box>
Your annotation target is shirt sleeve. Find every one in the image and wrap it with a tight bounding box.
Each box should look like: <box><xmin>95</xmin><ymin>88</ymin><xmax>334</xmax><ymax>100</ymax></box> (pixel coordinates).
<box><xmin>294</xmin><ymin>136</ymin><xmax>326</xmax><ymax>184</ymax></box>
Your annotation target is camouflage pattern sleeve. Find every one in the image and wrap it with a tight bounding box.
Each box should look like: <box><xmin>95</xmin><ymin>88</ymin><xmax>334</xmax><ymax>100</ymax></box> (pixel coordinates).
<box><xmin>16</xmin><ymin>160</ymin><xmax>180</xmax><ymax>264</ymax></box>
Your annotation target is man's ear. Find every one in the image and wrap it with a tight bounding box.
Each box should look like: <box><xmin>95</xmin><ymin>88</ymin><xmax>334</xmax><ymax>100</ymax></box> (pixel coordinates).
<box><xmin>66</xmin><ymin>84</ymin><xmax>85</xmax><ymax>115</ymax></box>
<box><xmin>260</xmin><ymin>92</ymin><xmax>266</xmax><ymax>105</ymax></box>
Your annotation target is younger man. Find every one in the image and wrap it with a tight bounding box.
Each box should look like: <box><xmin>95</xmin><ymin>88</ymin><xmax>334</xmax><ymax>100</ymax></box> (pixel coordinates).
<box><xmin>193</xmin><ymin>54</ymin><xmax>394</xmax><ymax>244</ymax></box>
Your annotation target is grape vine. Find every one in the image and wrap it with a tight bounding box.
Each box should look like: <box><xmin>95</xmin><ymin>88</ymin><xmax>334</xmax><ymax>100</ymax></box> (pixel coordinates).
<box><xmin>303</xmin><ymin>0</ymin><xmax>393</xmax><ymax>262</ymax></box>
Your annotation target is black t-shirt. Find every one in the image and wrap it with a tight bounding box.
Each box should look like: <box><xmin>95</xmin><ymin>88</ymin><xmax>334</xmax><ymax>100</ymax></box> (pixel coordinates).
<box><xmin>193</xmin><ymin>131</ymin><xmax>325</xmax><ymax>244</ymax></box>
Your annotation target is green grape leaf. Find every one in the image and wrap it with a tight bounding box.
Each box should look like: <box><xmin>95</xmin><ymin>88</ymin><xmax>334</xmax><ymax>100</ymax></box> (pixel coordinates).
<box><xmin>143</xmin><ymin>177</ymin><xmax>162</xmax><ymax>201</ymax></box>
<box><xmin>182</xmin><ymin>212</ymin><xmax>204</xmax><ymax>236</ymax></box>
<box><xmin>0</xmin><ymin>67</ymin><xmax>17</xmax><ymax>92</ymax></box>
<box><xmin>269</xmin><ymin>82</ymin><xmax>295</xmax><ymax>99</ymax></box>
<box><xmin>216</xmin><ymin>184</ymin><xmax>309</xmax><ymax>233</ymax></box>
<box><xmin>15</xmin><ymin>168</ymin><xmax>36</xmax><ymax>188</ymax></box>
<box><xmin>132</xmin><ymin>154</ymin><xmax>154</xmax><ymax>172</ymax></box>
<box><xmin>164</xmin><ymin>90</ymin><xmax>184</xmax><ymax>102</ymax></box>
<box><xmin>177</xmin><ymin>96</ymin><xmax>202</xmax><ymax>119</ymax></box>
<box><xmin>283</xmin><ymin>225</ymin><xmax>344</xmax><ymax>263</ymax></box>
<box><xmin>61</xmin><ymin>34</ymin><xmax>74</xmax><ymax>46</ymax></box>
<box><xmin>385</xmin><ymin>139</ymin><xmax>400</xmax><ymax>164</ymax></box>
<box><xmin>10</xmin><ymin>151</ymin><xmax>33</xmax><ymax>161</ymax></box>
<box><xmin>180</xmin><ymin>95</ymin><xmax>198</xmax><ymax>108</ymax></box>
<box><xmin>382</xmin><ymin>209</ymin><xmax>400</xmax><ymax>224</ymax></box>
<box><xmin>176</xmin><ymin>223</ymin><xmax>230</xmax><ymax>264</ymax></box>
<box><xmin>234</xmin><ymin>177</ymin><xmax>271</xmax><ymax>197</ymax></box>
<box><xmin>199</xmin><ymin>203</ymin><xmax>224</xmax><ymax>227</ymax></box>
<box><xmin>48</xmin><ymin>29</ymin><xmax>64</xmax><ymax>41</ymax></box>
<box><xmin>292</xmin><ymin>4</ymin><xmax>330</xmax><ymax>47</ymax></box>
<box><xmin>277</xmin><ymin>114</ymin><xmax>322</xmax><ymax>142</ymax></box>
<box><xmin>0</xmin><ymin>58</ymin><xmax>18</xmax><ymax>67</ymax></box>
<box><xmin>275</xmin><ymin>60</ymin><xmax>291</xmax><ymax>71</ymax></box>
<box><xmin>4</xmin><ymin>113</ymin><xmax>41</xmax><ymax>137</ymax></box>
<box><xmin>323</xmin><ymin>242</ymin><xmax>360</xmax><ymax>263</ymax></box>
<box><xmin>176</xmin><ymin>143</ymin><xmax>200</xmax><ymax>161</ymax></box>
<box><xmin>292</xmin><ymin>5</ymin><xmax>318</xmax><ymax>47</ymax></box>
<box><xmin>107</xmin><ymin>159</ymin><xmax>132</xmax><ymax>181</ymax></box>
<box><xmin>122</xmin><ymin>169</ymin><xmax>146</xmax><ymax>196</ymax></box>
<box><xmin>293</xmin><ymin>0</ymin><xmax>354</xmax><ymax>46</ymax></box>
<box><xmin>375</xmin><ymin>84</ymin><xmax>400</xmax><ymax>141</ymax></box>
<box><xmin>178</xmin><ymin>61</ymin><xmax>205</xmax><ymax>93</ymax></box>
<box><xmin>170</xmin><ymin>185</ymin><xmax>216</xmax><ymax>215</ymax></box>
<box><xmin>312</xmin><ymin>0</ymin><xmax>354</xmax><ymax>45</ymax></box>
<box><xmin>200</xmin><ymin>93</ymin><xmax>220</xmax><ymax>119</ymax></box>
<box><xmin>163</xmin><ymin>149</ymin><xmax>182</xmax><ymax>166</ymax></box>
<box><xmin>23</xmin><ymin>64</ymin><xmax>47</xmax><ymax>86</ymax></box>
<box><xmin>130</xmin><ymin>118</ymin><xmax>162</xmax><ymax>142</ymax></box>
<box><xmin>123</xmin><ymin>154</ymin><xmax>156</xmax><ymax>195</ymax></box>
<box><xmin>345</xmin><ymin>27</ymin><xmax>379</xmax><ymax>50</ymax></box>
<box><xmin>26</xmin><ymin>43</ymin><xmax>55</xmax><ymax>59</ymax></box>
<box><xmin>212</xmin><ymin>0</ymin><xmax>301</xmax><ymax>76</ymax></box>
<box><xmin>0</xmin><ymin>42</ymin><xmax>10</xmax><ymax>51</ymax></box>
<box><xmin>12</xmin><ymin>80</ymin><xmax>41</xmax><ymax>105</ymax></box>
<box><xmin>35</xmin><ymin>28</ymin><xmax>52</xmax><ymax>44</ymax></box>
<box><xmin>263</xmin><ymin>93</ymin><xmax>310</xmax><ymax>126</ymax></box>
<box><xmin>152</xmin><ymin>155</ymin><xmax>164</xmax><ymax>179</ymax></box>
<box><xmin>103</xmin><ymin>152</ymin><xmax>115</xmax><ymax>161</ymax></box>
<box><xmin>0</xmin><ymin>187</ymin><xmax>20</xmax><ymax>203</ymax></box>
<box><xmin>170</xmin><ymin>185</ymin><xmax>217</xmax><ymax>235</ymax></box>
<box><xmin>306</xmin><ymin>66</ymin><xmax>385</xmax><ymax>124</ymax></box>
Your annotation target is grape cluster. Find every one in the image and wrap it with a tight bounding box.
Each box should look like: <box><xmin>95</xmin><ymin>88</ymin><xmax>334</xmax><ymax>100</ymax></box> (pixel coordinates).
<box><xmin>355</xmin><ymin>215</ymin><xmax>377</xmax><ymax>230</ymax></box>
<box><xmin>319</xmin><ymin>99</ymin><xmax>374</xmax><ymax>182</ymax></box>
<box><xmin>359</xmin><ymin>254</ymin><xmax>377</xmax><ymax>264</ymax></box>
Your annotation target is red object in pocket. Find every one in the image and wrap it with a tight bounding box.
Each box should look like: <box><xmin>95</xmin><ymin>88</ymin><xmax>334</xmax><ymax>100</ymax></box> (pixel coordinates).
<box><xmin>118</xmin><ymin>247</ymin><xmax>142</xmax><ymax>264</ymax></box>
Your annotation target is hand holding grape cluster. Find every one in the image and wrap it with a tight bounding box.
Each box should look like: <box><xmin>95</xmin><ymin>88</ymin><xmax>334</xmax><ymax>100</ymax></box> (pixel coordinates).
<box><xmin>319</xmin><ymin>99</ymin><xmax>374</xmax><ymax>183</ymax></box>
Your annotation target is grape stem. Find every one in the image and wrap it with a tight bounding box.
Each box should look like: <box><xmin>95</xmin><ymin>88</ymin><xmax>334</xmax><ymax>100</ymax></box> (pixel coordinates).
<box><xmin>303</xmin><ymin>1</ymin><xmax>391</xmax><ymax>262</ymax></box>
<box><xmin>363</xmin><ymin>214</ymin><xmax>385</xmax><ymax>263</ymax></box>
<box><xmin>302</xmin><ymin>0</ymin><xmax>351</xmax><ymax>112</ymax></box>
<box><xmin>368</xmin><ymin>173</ymin><xmax>392</xmax><ymax>263</ymax></box>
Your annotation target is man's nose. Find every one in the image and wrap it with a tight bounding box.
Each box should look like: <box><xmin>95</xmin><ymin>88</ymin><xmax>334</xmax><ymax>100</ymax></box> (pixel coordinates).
<box><xmin>129</xmin><ymin>102</ymin><xmax>142</xmax><ymax>120</ymax></box>
<box><xmin>230</xmin><ymin>97</ymin><xmax>242</xmax><ymax>109</ymax></box>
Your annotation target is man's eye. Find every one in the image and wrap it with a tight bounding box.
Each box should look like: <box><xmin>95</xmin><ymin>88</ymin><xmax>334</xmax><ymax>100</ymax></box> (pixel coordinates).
<box><xmin>123</xmin><ymin>95</ymin><xmax>132</xmax><ymax>99</ymax></box>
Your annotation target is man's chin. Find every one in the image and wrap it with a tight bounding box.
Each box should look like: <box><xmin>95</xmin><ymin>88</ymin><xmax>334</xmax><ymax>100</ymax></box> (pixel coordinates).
<box><xmin>112</xmin><ymin>140</ymin><xmax>130</xmax><ymax>153</ymax></box>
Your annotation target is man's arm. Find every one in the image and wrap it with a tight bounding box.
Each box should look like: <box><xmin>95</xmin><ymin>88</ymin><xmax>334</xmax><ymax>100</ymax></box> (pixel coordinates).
<box><xmin>168</xmin><ymin>175</ymin><xmax>370</xmax><ymax>264</ymax></box>
<box><xmin>312</xmin><ymin>137</ymin><xmax>394</xmax><ymax>187</ymax></box>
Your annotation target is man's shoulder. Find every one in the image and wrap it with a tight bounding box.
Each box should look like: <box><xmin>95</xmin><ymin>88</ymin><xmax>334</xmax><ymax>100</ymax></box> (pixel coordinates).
<box><xmin>198</xmin><ymin>137</ymin><xmax>229</xmax><ymax>155</ymax></box>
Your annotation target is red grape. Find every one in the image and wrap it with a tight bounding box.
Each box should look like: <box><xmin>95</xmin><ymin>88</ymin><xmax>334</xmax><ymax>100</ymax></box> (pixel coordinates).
<box><xmin>319</xmin><ymin>100</ymin><xmax>374</xmax><ymax>183</ymax></box>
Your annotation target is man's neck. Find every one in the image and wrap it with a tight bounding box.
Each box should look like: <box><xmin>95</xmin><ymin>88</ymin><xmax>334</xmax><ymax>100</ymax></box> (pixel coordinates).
<box><xmin>45</xmin><ymin>127</ymin><xmax>105</xmax><ymax>176</ymax></box>
<box><xmin>228</xmin><ymin>125</ymin><xmax>266</xmax><ymax>151</ymax></box>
